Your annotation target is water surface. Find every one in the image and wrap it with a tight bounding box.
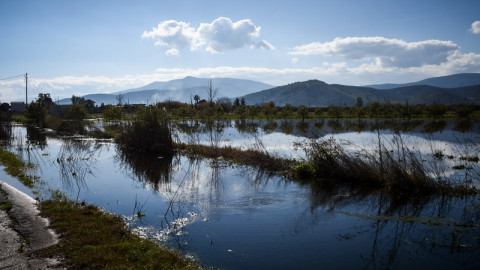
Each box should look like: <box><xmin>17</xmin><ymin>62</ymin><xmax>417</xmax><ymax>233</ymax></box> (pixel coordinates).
<box><xmin>0</xmin><ymin>120</ymin><xmax>479</xmax><ymax>269</ymax></box>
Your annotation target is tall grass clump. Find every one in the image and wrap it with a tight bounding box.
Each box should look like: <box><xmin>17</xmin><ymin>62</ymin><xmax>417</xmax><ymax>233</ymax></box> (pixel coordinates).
<box><xmin>294</xmin><ymin>135</ymin><xmax>437</xmax><ymax>197</ymax></box>
<box><xmin>116</xmin><ymin>106</ymin><xmax>173</xmax><ymax>156</ymax></box>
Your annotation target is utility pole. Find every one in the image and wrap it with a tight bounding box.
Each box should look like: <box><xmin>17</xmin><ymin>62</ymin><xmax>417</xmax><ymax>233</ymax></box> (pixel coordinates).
<box><xmin>25</xmin><ymin>73</ymin><xmax>28</xmax><ymax>108</ymax></box>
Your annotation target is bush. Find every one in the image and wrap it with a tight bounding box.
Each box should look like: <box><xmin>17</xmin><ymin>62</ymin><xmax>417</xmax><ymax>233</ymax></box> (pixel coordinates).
<box><xmin>116</xmin><ymin>106</ymin><xmax>173</xmax><ymax>156</ymax></box>
<box><xmin>57</xmin><ymin>104</ymin><xmax>87</xmax><ymax>135</ymax></box>
<box><xmin>66</xmin><ymin>104</ymin><xmax>87</xmax><ymax>121</ymax></box>
<box><xmin>26</xmin><ymin>101</ymin><xmax>47</xmax><ymax>128</ymax></box>
<box><xmin>103</xmin><ymin>105</ymin><xmax>123</xmax><ymax>120</ymax></box>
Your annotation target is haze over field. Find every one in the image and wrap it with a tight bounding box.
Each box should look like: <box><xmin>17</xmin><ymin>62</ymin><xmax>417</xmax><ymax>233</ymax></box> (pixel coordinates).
<box><xmin>1</xmin><ymin>0</ymin><xmax>479</xmax><ymax>103</ymax></box>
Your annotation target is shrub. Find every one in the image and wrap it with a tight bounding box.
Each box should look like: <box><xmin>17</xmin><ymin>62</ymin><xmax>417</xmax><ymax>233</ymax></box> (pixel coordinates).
<box><xmin>116</xmin><ymin>106</ymin><xmax>173</xmax><ymax>156</ymax></box>
<box><xmin>103</xmin><ymin>105</ymin><xmax>123</xmax><ymax>120</ymax></box>
<box><xmin>57</xmin><ymin>104</ymin><xmax>87</xmax><ymax>135</ymax></box>
<box><xmin>26</xmin><ymin>101</ymin><xmax>47</xmax><ymax>128</ymax></box>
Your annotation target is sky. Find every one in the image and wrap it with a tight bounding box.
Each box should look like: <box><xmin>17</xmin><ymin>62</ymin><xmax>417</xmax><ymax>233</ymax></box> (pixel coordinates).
<box><xmin>1</xmin><ymin>0</ymin><xmax>479</xmax><ymax>102</ymax></box>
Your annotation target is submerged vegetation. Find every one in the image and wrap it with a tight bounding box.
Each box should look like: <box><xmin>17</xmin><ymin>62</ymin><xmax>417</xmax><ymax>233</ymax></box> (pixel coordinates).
<box><xmin>0</xmin><ymin>147</ymin><xmax>35</xmax><ymax>188</ymax></box>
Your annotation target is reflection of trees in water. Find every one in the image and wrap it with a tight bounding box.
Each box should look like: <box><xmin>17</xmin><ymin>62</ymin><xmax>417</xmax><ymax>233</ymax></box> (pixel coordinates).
<box><xmin>296</xmin><ymin>180</ymin><xmax>480</xmax><ymax>268</ymax></box>
<box><xmin>327</xmin><ymin>119</ymin><xmax>344</xmax><ymax>133</ymax></box>
<box><xmin>279</xmin><ymin>120</ymin><xmax>294</xmax><ymax>134</ymax></box>
<box><xmin>262</xmin><ymin>120</ymin><xmax>278</xmax><ymax>134</ymax></box>
<box><xmin>314</xmin><ymin>120</ymin><xmax>324</xmax><ymax>131</ymax></box>
<box><xmin>423</xmin><ymin>120</ymin><xmax>447</xmax><ymax>134</ymax></box>
<box><xmin>116</xmin><ymin>147</ymin><xmax>175</xmax><ymax>191</ymax></box>
<box><xmin>174</xmin><ymin>120</ymin><xmax>202</xmax><ymax>135</ymax></box>
<box><xmin>344</xmin><ymin>119</ymin><xmax>368</xmax><ymax>133</ymax></box>
<box><xmin>398</xmin><ymin>119</ymin><xmax>424</xmax><ymax>132</ymax></box>
<box><xmin>55</xmin><ymin>139</ymin><xmax>103</xmax><ymax>199</ymax></box>
<box><xmin>296</xmin><ymin>121</ymin><xmax>310</xmax><ymax>135</ymax></box>
<box><xmin>453</xmin><ymin>120</ymin><xmax>473</xmax><ymax>133</ymax></box>
<box><xmin>26</xmin><ymin>125</ymin><xmax>47</xmax><ymax>149</ymax></box>
<box><xmin>0</xmin><ymin>122</ymin><xmax>13</xmax><ymax>145</ymax></box>
<box><xmin>235</xmin><ymin>120</ymin><xmax>259</xmax><ymax>134</ymax></box>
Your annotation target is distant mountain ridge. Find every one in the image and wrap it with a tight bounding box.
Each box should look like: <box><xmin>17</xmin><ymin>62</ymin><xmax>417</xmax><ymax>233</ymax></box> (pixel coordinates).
<box><xmin>58</xmin><ymin>76</ymin><xmax>273</xmax><ymax>105</ymax></box>
<box><xmin>242</xmin><ymin>79</ymin><xmax>480</xmax><ymax>107</ymax></box>
<box><xmin>365</xmin><ymin>73</ymin><xmax>480</xmax><ymax>89</ymax></box>
<box><xmin>57</xmin><ymin>73</ymin><xmax>480</xmax><ymax>106</ymax></box>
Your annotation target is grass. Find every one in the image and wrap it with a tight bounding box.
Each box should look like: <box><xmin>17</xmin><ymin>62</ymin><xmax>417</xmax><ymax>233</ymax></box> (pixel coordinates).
<box><xmin>0</xmin><ymin>147</ymin><xmax>35</xmax><ymax>188</ymax></box>
<box><xmin>38</xmin><ymin>199</ymin><xmax>200</xmax><ymax>270</ymax></box>
<box><xmin>338</xmin><ymin>211</ymin><xmax>479</xmax><ymax>230</ymax></box>
<box><xmin>174</xmin><ymin>135</ymin><xmax>478</xmax><ymax>198</ymax></box>
<box><xmin>175</xmin><ymin>142</ymin><xmax>295</xmax><ymax>174</ymax></box>
<box><xmin>292</xmin><ymin>136</ymin><xmax>479</xmax><ymax>198</ymax></box>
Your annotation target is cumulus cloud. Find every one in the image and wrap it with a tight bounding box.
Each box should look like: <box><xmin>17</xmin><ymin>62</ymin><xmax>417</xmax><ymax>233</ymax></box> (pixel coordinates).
<box><xmin>142</xmin><ymin>17</ymin><xmax>274</xmax><ymax>55</ymax></box>
<box><xmin>289</xmin><ymin>37</ymin><xmax>460</xmax><ymax>68</ymax></box>
<box><xmin>141</xmin><ymin>20</ymin><xmax>200</xmax><ymax>51</ymax></box>
<box><xmin>471</xmin><ymin>21</ymin><xmax>480</xmax><ymax>34</ymax></box>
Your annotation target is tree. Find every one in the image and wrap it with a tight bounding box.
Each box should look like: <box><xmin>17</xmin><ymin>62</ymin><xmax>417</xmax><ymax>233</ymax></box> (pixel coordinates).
<box><xmin>233</xmin><ymin>97</ymin><xmax>240</xmax><ymax>108</ymax></box>
<box><xmin>206</xmin><ymin>79</ymin><xmax>218</xmax><ymax>106</ymax></box>
<box><xmin>71</xmin><ymin>95</ymin><xmax>85</xmax><ymax>105</ymax></box>
<box><xmin>194</xmin><ymin>94</ymin><xmax>200</xmax><ymax>104</ymax></box>
<box><xmin>297</xmin><ymin>105</ymin><xmax>309</xmax><ymax>121</ymax></box>
<box><xmin>262</xmin><ymin>101</ymin><xmax>277</xmax><ymax>120</ymax></box>
<box><xmin>355</xmin><ymin>97</ymin><xmax>364</xmax><ymax>108</ymax></box>
<box><xmin>247</xmin><ymin>106</ymin><xmax>259</xmax><ymax>119</ymax></box>
<box><xmin>281</xmin><ymin>103</ymin><xmax>293</xmax><ymax>118</ymax></box>
<box><xmin>38</xmin><ymin>93</ymin><xmax>54</xmax><ymax>109</ymax></box>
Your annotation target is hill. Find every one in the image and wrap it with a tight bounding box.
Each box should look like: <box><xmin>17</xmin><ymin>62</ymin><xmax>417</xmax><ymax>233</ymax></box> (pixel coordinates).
<box><xmin>242</xmin><ymin>80</ymin><xmax>480</xmax><ymax>106</ymax></box>
<box><xmin>366</xmin><ymin>73</ymin><xmax>480</xmax><ymax>89</ymax></box>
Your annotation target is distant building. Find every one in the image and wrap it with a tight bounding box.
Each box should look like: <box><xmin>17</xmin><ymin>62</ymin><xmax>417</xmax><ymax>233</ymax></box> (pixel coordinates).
<box><xmin>10</xmin><ymin>102</ymin><xmax>25</xmax><ymax>112</ymax></box>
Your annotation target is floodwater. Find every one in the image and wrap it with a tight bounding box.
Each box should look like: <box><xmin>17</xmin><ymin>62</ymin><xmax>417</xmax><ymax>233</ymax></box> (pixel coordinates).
<box><xmin>1</xmin><ymin>119</ymin><xmax>479</xmax><ymax>269</ymax></box>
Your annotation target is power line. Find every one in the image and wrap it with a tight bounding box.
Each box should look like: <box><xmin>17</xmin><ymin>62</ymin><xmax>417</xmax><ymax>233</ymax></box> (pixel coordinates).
<box><xmin>0</xmin><ymin>74</ymin><xmax>24</xmax><ymax>81</ymax></box>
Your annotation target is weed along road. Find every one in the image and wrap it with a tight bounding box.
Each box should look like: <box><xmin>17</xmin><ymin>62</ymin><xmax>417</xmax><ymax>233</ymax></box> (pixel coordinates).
<box><xmin>0</xmin><ymin>180</ymin><xmax>63</xmax><ymax>269</ymax></box>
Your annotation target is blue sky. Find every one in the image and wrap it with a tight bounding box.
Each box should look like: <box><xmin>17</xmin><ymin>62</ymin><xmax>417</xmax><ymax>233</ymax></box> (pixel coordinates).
<box><xmin>1</xmin><ymin>0</ymin><xmax>479</xmax><ymax>102</ymax></box>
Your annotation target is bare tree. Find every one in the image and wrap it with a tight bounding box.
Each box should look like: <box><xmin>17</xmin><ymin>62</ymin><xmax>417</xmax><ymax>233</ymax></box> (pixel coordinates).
<box><xmin>116</xmin><ymin>94</ymin><xmax>125</xmax><ymax>106</ymax></box>
<box><xmin>206</xmin><ymin>79</ymin><xmax>219</xmax><ymax>106</ymax></box>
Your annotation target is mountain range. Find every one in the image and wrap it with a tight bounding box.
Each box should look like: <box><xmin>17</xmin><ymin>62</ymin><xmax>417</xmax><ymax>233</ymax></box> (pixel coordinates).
<box><xmin>58</xmin><ymin>77</ymin><xmax>273</xmax><ymax>105</ymax></box>
<box><xmin>57</xmin><ymin>73</ymin><xmax>480</xmax><ymax>106</ymax></box>
<box><xmin>365</xmin><ymin>73</ymin><xmax>480</xmax><ymax>89</ymax></box>
<box><xmin>242</xmin><ymin>80</ymin><xmax>480</xmax><ymax>106</ymax></box>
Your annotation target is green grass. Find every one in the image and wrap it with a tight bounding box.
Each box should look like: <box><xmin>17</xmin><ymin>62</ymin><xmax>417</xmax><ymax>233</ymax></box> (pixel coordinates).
<box><xmin>0</xmin><ymin>148</ymin><xmax>35</xmax><ymax>188</ymax></box>
<box><xmin>38</xmin><ymin>200</ymin><xmax>200</xmax><ymax>270</ymax></box>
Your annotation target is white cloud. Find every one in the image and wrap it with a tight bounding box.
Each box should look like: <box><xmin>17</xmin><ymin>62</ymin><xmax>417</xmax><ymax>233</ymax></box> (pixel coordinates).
<box><xmin>165</xmin><ymin>48</ymin><xmax>180</xmax><ymax>56</ymax></box>
<box><xmin>142</xmin><ymin>17</ymin><xmax>274</xmax><ymax>55</ymax></box>
<box><xmin>289</xmin><ymin>37</ymin><xmax>460</xmax><ymax>68</ymax></box>
<box><xmin>470</xmin><ymin>20</ymin><xmax>480</xmax><ymax>34</ymax></box>
<box><xmin>141</xmin><ymin>20</ymin><xmax>200</xmax><ymax>51</ymax></box>
<box><xmin>291</xmin><ymin>57</ymin><xmax>299</xmax><ymax>64</ymax></box>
